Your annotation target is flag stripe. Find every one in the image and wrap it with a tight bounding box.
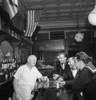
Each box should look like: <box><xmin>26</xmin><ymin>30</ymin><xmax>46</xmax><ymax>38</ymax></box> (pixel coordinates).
<box><xmin>3</xmin><ymin>0</ymin><xmax>18</xmax><ymax>19</ymax></box>
<box><xmin>25</xmin><ymin>10</ymin><xmax>42</xmax><ymax>37</ymax></box>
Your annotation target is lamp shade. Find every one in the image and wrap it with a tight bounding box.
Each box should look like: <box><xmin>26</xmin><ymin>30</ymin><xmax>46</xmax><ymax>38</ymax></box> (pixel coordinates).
<box><xmin>88</xmin><ymin>6</ymin><xmax>96</xmax><ymax>26</ymax></box>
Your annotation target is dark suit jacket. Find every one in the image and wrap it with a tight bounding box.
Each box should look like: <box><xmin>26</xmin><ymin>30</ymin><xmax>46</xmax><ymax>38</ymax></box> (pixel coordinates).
<box><xmin>72</xmin><ymin>63</ymin><xmax>96</xmax><ymax>100</ymax></box>
<box><xmin>53</xmin><ymin>61</ymin><xmax>74</xmax><ymax>81</ymax></box>
<box><xmin>65</xmin><ymin>70</ymin><xmax>80</xmax><ymax>89</ymax></box>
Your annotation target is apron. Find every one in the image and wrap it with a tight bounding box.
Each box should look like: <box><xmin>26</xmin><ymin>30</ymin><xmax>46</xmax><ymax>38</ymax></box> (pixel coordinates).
<box><xmin>13</xmin><ymin>84</ymin><xmax>34</xmax><ymax>100</ymax></box>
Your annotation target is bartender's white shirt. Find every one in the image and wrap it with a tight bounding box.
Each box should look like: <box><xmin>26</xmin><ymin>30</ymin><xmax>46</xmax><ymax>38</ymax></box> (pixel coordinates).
<box><xmin>13</xmin><ymin>64</ymin><xmax>42</xmax><ymax>100</ymax></box>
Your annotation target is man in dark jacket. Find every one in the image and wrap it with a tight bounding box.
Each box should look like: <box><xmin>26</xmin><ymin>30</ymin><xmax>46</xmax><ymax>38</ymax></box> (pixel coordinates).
<box><xmin>53</xmin><ymin>51</ymin><xmax>74</xmax><ymax>81</ymax></box>
<box><xmin>60</xmin><ymin>52</ymin><xmax>96</xmax><ymax>100</ymax></box>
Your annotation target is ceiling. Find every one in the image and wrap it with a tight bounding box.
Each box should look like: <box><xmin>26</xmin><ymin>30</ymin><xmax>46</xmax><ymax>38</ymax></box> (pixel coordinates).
<box><xmin>0</xmin><ymin>0</ymin><xmax>95</xmax><ymax>33</ymax></box>
<box><xmin>18</xmin><ymin>0</ymin><xmax>95</xmax><ymax>30</ymax></box>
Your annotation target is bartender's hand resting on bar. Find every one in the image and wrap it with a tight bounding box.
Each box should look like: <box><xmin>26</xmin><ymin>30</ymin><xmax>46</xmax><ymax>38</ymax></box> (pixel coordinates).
<box><xmin>39</xmin><ymin>76</ymin><xmax>49</xmax><ymax>83</ymax></box>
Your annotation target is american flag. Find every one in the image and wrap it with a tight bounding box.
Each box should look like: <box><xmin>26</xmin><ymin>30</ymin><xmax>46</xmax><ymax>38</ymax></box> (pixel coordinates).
<box><xmin>3</xmin><ymin>0</ymin><xmax>18</xmax><ymax>19</ymax></box>
<box><xmin>25</xmin><ymin>10</ymin><xmax>42</xmax><ymax>37</ymax></box>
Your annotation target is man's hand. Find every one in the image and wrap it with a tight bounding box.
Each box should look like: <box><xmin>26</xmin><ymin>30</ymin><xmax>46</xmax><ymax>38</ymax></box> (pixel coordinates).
<box><xmin>53</xmin><ymin>74</ymin><xmax>60</xmax><ymax>80</ymax></box>
<box><xmin>59</xmin><ymin>81</ymin><xmax>66</xmax><ymax>87</ymax></box>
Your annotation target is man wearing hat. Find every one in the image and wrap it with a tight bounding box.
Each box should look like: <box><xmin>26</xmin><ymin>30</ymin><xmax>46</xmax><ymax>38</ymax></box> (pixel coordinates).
<box><xmin>72</xmin><ymin>51</ymin><xmax>96</xmax><ymax>100</ymax></box>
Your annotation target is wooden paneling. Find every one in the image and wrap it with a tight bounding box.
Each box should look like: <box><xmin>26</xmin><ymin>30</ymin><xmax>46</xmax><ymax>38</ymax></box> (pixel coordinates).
<box><xmin>50</xmin><ymin>31</ymin><xmax>64</xmax><ymax>39</ymax></box>
<box><xmin>37</xmin><ymin>33</ymin><xmax>49</xmax><ymax>40</ymax></box>
<box><xmin>33</xmin><ymin>40</ymin><xmax>65</xmax><ymax>51</ymax></box>
<box><xmin>67</xmin><ymin>39</ymin><xmax>82</xmax><ymax>51</ymax></box>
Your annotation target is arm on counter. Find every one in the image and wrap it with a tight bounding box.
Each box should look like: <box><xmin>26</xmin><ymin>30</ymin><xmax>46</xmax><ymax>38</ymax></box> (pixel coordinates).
<box><xmin>61</xmin><ymin>79</ymin><xmax>75</xmax><ymax>90</ymax></box>
<box><xmin>72</xmin><ymin>68</ymin><xmax>93</xmax><ymax>92</ymax></box>
<box><xmin>59</xmin><ymin>79</ymin><xmax>74</xmax><ymax>90</ymax></box>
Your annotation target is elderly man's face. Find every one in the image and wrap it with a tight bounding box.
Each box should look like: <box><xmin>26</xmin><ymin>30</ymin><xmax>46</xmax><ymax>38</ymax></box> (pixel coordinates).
<box><xmin>58</xmin><ymin>54</ymin><xmax>67</xmax><ymax>64</ymax></box>
<box><xmin>28</xmin><ymin>55</ymin><xmax>37</xmax><ymax>67</ymax></box>
<box><xmin>30</xmin><ymin>58</ymin><xmax>37</xmax><ymax>66</ymax></box>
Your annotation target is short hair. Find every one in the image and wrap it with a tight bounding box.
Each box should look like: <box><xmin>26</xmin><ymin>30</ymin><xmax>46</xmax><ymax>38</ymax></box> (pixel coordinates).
<box><xmin>27</xmin><ymin>55</ymin><xmax>37</xmax><ymax>63</ymax></box>
<box><xmin>68</xmin><ymin>57</ymin><xmax>75</xmax><ymax>61</ymax></box>
<box><xmin>57</xmin><ymin>51</ymin><xmax>68</xmax><ymax>58</ymax></box>
<box><xmin>75</xmin><ymin>51</ymin><xmax>92</xmax><ymax>64</ymax></box>
<box><xmin>68</xmin><ymin>57</ymin><xmax>75</xmax><ymax>64</ymax></box>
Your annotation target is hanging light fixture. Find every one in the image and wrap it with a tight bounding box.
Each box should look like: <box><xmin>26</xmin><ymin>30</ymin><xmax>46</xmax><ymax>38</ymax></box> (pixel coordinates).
<box><xmin>74</xmin><ymin>13</ymin><xmax>84</xmax><ymax>42</ymax></box>
<box><xmin>88</xmin><ymin>0</ymin><xmax>96</xmax><ymax>25</ymax></box>
<box><xmin>74</xmin><ymin>32</ymin><xmax>84</xmax><ymax>42</ymax></box>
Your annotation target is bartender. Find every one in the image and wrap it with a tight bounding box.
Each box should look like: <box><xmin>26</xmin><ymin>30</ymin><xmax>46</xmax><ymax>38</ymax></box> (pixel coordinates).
<box><xmin>13</xmin><ymin>54</ymin><xmax>48</xmax><ymax>100</ymax></box>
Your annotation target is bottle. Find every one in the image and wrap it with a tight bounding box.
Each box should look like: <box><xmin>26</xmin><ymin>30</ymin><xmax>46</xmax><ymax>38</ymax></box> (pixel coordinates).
<box><xmin>5</xmin><ymin>74</ymin><xmax>8</xmax><ymax>80</ymax></box>
<box><xmin>56</xmin><ymin>82</ymin><xmax>59</xmax><ymax>89</ymax></box>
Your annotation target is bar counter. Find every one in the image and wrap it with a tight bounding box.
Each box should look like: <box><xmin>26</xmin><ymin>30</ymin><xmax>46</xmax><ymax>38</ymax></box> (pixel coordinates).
<box><xmin>0</xmin><ymin>78</ymin><xmax>13</xmax><ymax>100</ymax></box>
<box><xmin>34</xmin><ymin>79</ymin><xmax>74</xmax><ymax>100</ymax></box>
